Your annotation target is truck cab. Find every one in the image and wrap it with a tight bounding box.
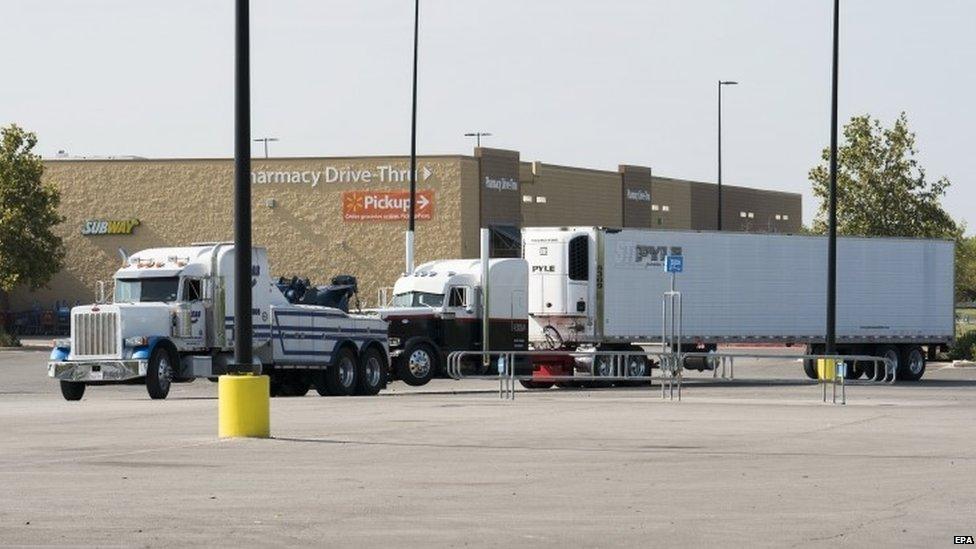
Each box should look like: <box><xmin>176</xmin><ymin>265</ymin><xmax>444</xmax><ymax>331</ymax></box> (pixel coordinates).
<box><xmin>378</xmin><ymin>259</ymin><xmax>528</xmax><ymax>386</ymax></box>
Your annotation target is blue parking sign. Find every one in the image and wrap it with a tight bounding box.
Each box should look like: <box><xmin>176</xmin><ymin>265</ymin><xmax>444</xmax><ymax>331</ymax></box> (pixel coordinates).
<box><xmin>665</xmin><ymin>255</ymin><xmax>683</xmax><ymax>273</ymax></box>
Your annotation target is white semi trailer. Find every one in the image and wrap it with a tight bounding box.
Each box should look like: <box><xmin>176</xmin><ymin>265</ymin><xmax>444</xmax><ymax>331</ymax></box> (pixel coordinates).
<box><xmin>523</xmin><ymin>227</ymin><xmax>955</xmax><ymax>381</ymax></box>
<box><xmin>48</xmin><ymin>244</ymin><xmax>389</xmax><ymax>400</ymax></box>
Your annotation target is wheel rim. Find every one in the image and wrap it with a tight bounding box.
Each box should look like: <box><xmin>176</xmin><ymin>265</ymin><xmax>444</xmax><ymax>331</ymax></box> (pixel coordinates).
<box><xmin>408</xmin><ymin>350</ymin><xmax>431</xmax><ymax>378</ymax></box>
<box><xmin>365</xmin><ymin>356</ymin><xmax>382</xmax><ymax>386</ymax></box>
<box><xmin>627</xmin><ymin>358</ymin><xmax>646</xmax><ymax>378</ymax></box>
<box><xmin>908</xmin><ymin>350</ymin><xmax>924</xmax><ymax>375</ymax></box>
<box><xmin>339</xmin><ymin>356</ymin><xmax>356</xmax><ymax>387</ymax></box>
<box><xmin>158</xmin><ymin>355</ymin><xmax>172</xmax><ymax>390</ymax></box>
<box><xmin>596</xmin><ymin>358</ymin><xmax>612</xmax><ymax>377</ymax></box>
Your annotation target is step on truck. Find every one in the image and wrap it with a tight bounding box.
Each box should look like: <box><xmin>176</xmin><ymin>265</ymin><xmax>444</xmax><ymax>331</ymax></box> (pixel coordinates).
<box><xmin>49</xmin><ymin>243</ymin><xmax>389</xmax><ymax>400</ymax></box>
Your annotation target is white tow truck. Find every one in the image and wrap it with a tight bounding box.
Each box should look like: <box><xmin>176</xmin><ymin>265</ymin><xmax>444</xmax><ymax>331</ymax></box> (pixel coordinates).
<box><xmin>49</xmin><ymin>243</ymin><xmax>389</xmax><ymax>400</ymax></box>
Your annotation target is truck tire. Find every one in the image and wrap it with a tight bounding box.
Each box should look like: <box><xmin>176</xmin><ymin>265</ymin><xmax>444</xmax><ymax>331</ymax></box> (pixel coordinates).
<box><xmin>146</xmin><ymin>347</ymin><xmax>173</xmax><ymax>400</ymax></box>
<box><xmin>898</xmin><ymin>345</ymin><xmax>926</xmax><ymax>382</ymax></box>
<box><xmin>802</xmin><ymin>359</ymin><xmax>818</xmax><ymax>380</ymax></box>
<box><xmin>396</xmin><ymin>342</ymin><xmax>437</xmax><ymax>386</ymax></box>
<box><xmin>802</xmin><ymin>344</ymin><xmax>821</xmax><ymax>380</ymax></box>
<box><xmin>274</xmin><ymin>372</ymin><xmax>310</xmax><ymax>397</ymax></box>
<box><xmin>60</xmin><ymin>380</ymin><xmax>85</xmax><ymax>401</ymax></box>
<box><xmin>356</xmin><ymin>346</ymin><xmax>386</xmax><ymax>396</ymax></box>
<box><xmin>875</xmin><ymin>345</ymin><xmax>901</xmax><ymax>381</ymax></box>
<box><xmin>322</xmin><ymin>347</ymin><xmax>358</xmax><ymax>396</ymax></box>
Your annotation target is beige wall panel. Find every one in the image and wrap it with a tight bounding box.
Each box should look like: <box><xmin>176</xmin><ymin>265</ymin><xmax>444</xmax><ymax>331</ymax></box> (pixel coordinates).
<box><xmin>648</xmin><ymin>177</ymin><xmax>693</xmax><ymax>229</ymax></box>
<box><xmin>521</xmin><ymin>163</ymin><xmax>622</xmax><ymax>228</ymax></box>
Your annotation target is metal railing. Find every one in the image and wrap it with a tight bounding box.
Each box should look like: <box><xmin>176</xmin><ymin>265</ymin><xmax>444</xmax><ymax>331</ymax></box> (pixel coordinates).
<box><xmin>446</xmin><ymin>349</ymin><xmax>684</xmax><ymax>401</ymax></box>
<box><xmin>680</xmin><ymin>351</ymin><xmax>896</xmax><ymax>384</ymax></box>
<box><xmin>444</xmin><ymin>349</ymin><xmax>896</xmax><ymax>404</ymax></box>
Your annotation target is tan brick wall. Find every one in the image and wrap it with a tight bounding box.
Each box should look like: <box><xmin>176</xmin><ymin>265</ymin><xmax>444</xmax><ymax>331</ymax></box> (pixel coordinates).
<box><xmin>11</xmin><ymin>156</ymin><xmax>466</xmax><ymax>310</ymax></box>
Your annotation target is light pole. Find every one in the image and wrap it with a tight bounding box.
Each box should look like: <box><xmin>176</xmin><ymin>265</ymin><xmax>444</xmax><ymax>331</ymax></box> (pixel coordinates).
<box><xmin>232</xmin><ymin>0</ymin><xmax>253</xmax><ymax>374</ymax></box>
<box><xmin>717</xmin><ymin>80</ymin><xmax>738</xmax><ymax>231</ymax></box>
<box><xmin>253</xmin><ymin>137</ymin><xmax>278</xmax><ymax>158</ymax></box>
<box><xmin>826</xmin><ymin>0</ymin><xmax>840</xmax><ymax>355</ymax></box>
<box><xmin>464</xmin><ymin>132</ymin><xmax>492</xmax><ymax>148</ymax></box>
<box><xmin>405</xmin><ymin>0</ymin><xmax>420</xmax><ymax>275</ymax></box>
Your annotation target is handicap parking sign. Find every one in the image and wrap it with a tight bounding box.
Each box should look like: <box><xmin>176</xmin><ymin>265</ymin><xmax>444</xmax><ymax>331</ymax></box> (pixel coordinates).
<box><xmin>665</xmin><ymin>255</ymin><xmax>683</xmax><ymax>273</ymax></box>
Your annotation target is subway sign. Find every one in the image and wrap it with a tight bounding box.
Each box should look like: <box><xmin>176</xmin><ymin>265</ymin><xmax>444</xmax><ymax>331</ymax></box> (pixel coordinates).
<box><xmin>81</xmin><ymin>219</ymin><xmax>140</xmax><ymax>236</ymax></box>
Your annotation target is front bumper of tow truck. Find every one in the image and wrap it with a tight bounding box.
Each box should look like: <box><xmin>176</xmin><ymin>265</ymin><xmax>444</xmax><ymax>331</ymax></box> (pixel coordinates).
<box><xmin>48</xmin><ymin>360</ymin><xmax>149</xmax><ymax>382</ymax></box>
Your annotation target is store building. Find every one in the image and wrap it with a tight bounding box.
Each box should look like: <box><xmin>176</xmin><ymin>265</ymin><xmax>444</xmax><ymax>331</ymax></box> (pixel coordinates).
<box><xmin>9</xmin><ymin>147</ymin><xmax>801</xmax><ymax>310</ymax></box>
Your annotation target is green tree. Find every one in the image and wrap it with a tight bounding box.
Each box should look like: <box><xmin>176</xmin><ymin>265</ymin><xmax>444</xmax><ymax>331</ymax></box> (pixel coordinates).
<box><xmin>0</xmin><ymin>124</ymin><xmax>64</xmax><ymax>292</ymax></box>
<box><xmin>956</xmin><ymin>236</ymin><xmax>976</xmax><ymax>303</ymax></box>
<box><xmin>809</xmin><ymin>113</ymin><xmax>959</xmax><ymax>239</ymax></box>
<box><xmin>809</xmin><ymin>113</ymin><xmax>973</xmax><ymax>301</ymax></box>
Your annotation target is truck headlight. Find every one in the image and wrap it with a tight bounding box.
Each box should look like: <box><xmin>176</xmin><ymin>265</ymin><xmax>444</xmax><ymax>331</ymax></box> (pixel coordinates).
<box><xmin>124</xmin><ymin>336</ymin><xmax>149</xmax><ymax>347</ymax></box>
<box><xmin>53</xmin><ymin>338</ymin><xmax>70</xmax><ymax>349</ymax></box>
<box><xmin>388</xmin><ymin>337</ymin><xmax>401</xmax><ymax>348</ymax></box>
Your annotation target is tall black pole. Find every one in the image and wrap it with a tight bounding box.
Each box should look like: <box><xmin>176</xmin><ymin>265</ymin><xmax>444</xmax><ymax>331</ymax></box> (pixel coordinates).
<box><xmin>717</xmin><ymin>80</ymin><xmax>723</xmax><ymax>231</ymax></box>
<box><xmin>826</xmin><ymin>0</ymin><xmax>839</xmax><ymax>354</ymax></box>
<box><xmin>233</xmin><ymin>0</ymin><xmax>254</xmax><ymax>373</ymax></box>
<box><xmin>405</xmin><ymin>0</ymin><xmax>419</xmax><ymax>273</ymax></box>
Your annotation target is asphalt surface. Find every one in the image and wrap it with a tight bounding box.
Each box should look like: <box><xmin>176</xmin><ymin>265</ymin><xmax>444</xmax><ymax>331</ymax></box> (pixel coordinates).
<box><xmin>1</xmin><ymin>346</ymin><xmax>975</xmax><ymax>547</ymax></box>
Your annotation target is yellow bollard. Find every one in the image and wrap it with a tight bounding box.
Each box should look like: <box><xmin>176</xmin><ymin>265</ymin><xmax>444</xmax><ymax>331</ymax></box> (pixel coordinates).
<box><xmin>816</xmin><ymin>358</ymin><xmax>837</xmax><ymax>381</ymax></box>
<box><xmin>218</xmin><ymin>375</ymin><xmax>270</xmax><ymax>438</ymax></box>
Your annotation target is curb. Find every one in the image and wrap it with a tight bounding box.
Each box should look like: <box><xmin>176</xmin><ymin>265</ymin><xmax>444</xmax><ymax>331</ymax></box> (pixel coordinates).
<box><xmin>0</xmin><ymin>345</ymin><xmax>50</xmax><ymax>351</ymax></box>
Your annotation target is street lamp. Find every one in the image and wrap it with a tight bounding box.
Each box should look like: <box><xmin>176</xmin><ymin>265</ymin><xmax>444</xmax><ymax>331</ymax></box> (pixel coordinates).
<box><xmin>253</xmin><ymin>137</ymin><xmax>279</xmax><ymax>159</ymax></box>
<box><xmin>464</xmin><ymin>132</ymin><xmax>492</xmax><ymax>148</ymax></box>
<box><xmin>826</xmin><ymin>0</ymin><xmax>840</xmax><ymax>355</ymax></box>
<box><xmin>717</xmin><ymin>80</ymin><xmax>738</xmax><ymax>231</ymax></box>
<box><xmin>406</xmin><ymin>0</ymin><xmax>420</xmax><ymax>274</ymax></box>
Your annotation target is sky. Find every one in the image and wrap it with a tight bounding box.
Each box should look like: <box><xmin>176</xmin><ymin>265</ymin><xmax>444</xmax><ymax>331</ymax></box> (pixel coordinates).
<box><xmin>1</xmin><ymin>0</ymin><xmax>973</xmax><ymax>232</ymax></box>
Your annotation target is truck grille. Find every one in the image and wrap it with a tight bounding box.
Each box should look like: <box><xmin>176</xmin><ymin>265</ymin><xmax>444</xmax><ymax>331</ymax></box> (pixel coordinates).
<box><xmin>72</xmin><ymin>311</ymin><xmax>120</xmax><ymax>357</ymax></box>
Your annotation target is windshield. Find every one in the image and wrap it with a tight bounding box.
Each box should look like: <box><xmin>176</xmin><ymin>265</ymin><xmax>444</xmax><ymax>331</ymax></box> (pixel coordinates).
<box><xmin>391</xmin><ymin>291</ymin><xmax>444</xmax><ymax>308</ymax></box>
<box><xmin>114</xmin><ymin>277</ymin><xmax>180</xmax><ymax>303</ymax></box>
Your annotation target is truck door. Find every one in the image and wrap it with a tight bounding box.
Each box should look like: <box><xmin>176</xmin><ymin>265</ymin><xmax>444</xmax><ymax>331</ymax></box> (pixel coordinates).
<box><xmin>179</xmin><ymin>277</ymin><xmax>207</xmax><ymax>347</ymax></box>
<box><xmin>444</xmin><ymin>286</ymin><xmax>477</xmax><ymax>350</ymax></box>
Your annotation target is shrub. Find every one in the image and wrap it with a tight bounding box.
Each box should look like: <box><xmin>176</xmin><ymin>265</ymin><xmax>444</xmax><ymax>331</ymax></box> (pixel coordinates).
<box><xmin>947</xmin><ymin>331</ymin><xmax>976</xmax><ymax>361</ymax></box>
<box><xmin>0</xmin><ymin>328</ymin><xmax>20</xmax><ymax>347</ymax></box>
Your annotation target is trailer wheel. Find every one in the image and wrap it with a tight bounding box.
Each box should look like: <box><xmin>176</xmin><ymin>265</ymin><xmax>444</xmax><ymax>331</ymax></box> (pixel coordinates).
<box><xmin>519</xmin><ymin>380</ymin><xmax>554</xmax><ymax>390</ymax></box>
<box><xmin>845</xmin><ymin>363</ymin><xmax>863</xmax><ymax>380</ymax></box>
<box><xmin>60</xmin><ymin>380</ymin><xmax>85</xmax><ymax>401</ymax></box>
<box><xmin>356</xmin><ymin>347</ymin><xmax>386</xmax><ymax>396</ymax></box>
<box><xmin>321</xmin><ymin>347</ymin><xmax>358</xmax><ymax>396</ymax></box>
<box><xmin>396</xmin><ymin>342</ymin><xmax>437</xmax><ymax>386</ymax></box>
<box><xmin>146</xmin><ymin>347</ymin><xmax>173</xmax><ymax>400</ymax></box>
<box><xmin>873</xmin><ymin>345</ymin><xmax>900</xmax><ymax>381</ymax></box>
<box><xmin>898</xmin><ymin>345</ymin><xmax>926</xmax><ymax>382</ymax></box>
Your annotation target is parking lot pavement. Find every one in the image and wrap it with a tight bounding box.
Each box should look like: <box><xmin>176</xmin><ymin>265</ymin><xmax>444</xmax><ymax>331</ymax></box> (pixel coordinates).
<box><xmin>2</xmin><ymin>348</ymin><xmax>976</xmax><ymax>548</ymax></box>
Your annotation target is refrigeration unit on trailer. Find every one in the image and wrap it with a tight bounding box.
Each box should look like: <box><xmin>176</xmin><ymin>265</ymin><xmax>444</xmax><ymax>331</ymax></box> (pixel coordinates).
<box><xmin>48</xmin><ymin>244</ymin><xmax>388</xmax><ymax>400</ymax></box>
<box><xmin>377</xmin><ymin>258</ymin><xmax>528</xmax><ymax>386</ymax></box>
<box><xmin>522</xmin><ymin>227</ymin><xmax>955</xmax><ymax>381</ymax></box>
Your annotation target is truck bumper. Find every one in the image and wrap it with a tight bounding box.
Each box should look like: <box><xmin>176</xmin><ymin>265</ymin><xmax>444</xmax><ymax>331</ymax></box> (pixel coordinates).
<box><xmin>48</xmin><ymin>360</ymin><xmax>148</xmax><ymax>382</ymax></box>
